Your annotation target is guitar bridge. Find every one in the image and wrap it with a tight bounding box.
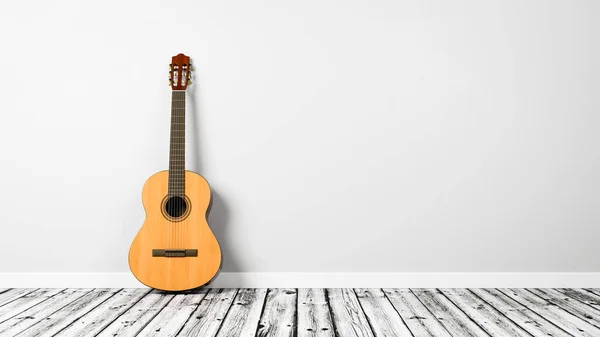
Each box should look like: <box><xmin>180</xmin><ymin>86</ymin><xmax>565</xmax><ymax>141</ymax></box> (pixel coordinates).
<box><xmin>152</xmin><ymin>249</ymin><xmax>198</xmax><ymax>257</ymax></box>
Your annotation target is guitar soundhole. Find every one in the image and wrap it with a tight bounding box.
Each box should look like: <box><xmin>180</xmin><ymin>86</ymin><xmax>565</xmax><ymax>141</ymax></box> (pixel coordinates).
<box><xmin>165</xmin><ymin>196</ymin><xmax>188</xmax><ymax>218</ymax></box>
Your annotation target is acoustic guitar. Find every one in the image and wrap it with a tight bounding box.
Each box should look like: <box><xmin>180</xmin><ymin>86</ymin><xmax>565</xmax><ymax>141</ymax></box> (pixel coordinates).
<box><xmin>129</xmin><ymin>53</ymin><xmax>221</xmax><ymax>291</ymax></box>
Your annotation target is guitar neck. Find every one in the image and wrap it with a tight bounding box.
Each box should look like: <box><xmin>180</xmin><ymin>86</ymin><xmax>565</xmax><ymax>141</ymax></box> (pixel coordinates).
<box><xmin>168</xmin><ymin>90</ymin><xmax>186</xmax><ymax>196</ymax></box>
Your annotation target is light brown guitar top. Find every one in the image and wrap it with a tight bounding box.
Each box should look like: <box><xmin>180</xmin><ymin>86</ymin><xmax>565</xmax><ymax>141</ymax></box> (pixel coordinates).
<box><xmin>128</xmin><ymin>170</ymin><xmax>221</xmax><ymax>291</ymax></box>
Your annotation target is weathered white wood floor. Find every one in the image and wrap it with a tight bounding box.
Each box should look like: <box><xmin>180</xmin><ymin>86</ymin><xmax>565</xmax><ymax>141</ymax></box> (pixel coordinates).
<box><xmin>0</xmin><ymin>288</ymin><xmax>599</xmax><ymax>336</ymax></box>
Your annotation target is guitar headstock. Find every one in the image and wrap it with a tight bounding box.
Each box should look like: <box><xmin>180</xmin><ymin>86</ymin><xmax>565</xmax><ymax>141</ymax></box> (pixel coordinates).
<box><xmin>169</xmin><ymin>53</ymin><xmax>193</xmax><ymax>90</ymax></box>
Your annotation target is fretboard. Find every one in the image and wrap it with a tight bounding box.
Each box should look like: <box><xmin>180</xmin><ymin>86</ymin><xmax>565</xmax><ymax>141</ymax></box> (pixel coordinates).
<box><xmin>168</xmin><ymin>90</ymin><xmax>186</xmax><ymax>196</ymax></box>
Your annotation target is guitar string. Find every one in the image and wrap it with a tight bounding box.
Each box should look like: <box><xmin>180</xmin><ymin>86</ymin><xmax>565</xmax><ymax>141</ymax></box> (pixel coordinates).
<box><xmin>177</xmin><ymin>74</ymin><xmax>183</xmax><ymax>250</ymax></box>
<box><xmin>180</xmin><ymin>83</ymin><xmax>184</xmax><ymax>250</ymax></box>
<box><xmin>169</xmin><ymin>86</ymin><xmax>174</xmax><ymax>251</ymax></box>
<box><xmin>182</xmin><ymin>81</ymin><xmax>186</xmax><ymax>252</ymax></box>
<box><xmin>162</xmin><ymin>60</ymin><xmax>190</xmax><ymax>255</ymax></box>
<box><xmin>177</xmin><ymin>76</ymin><xmax>180</xmax><ymax>250</ymax></box>
<box><xmin>179</xmin><ymin>71</ymin><xmax>183</xmax><ymax>250</ymax></box>
<box><xmin>172</xmin><ymin>87</ymin><xmax>177</xmax><ymax>250</ymax></box>
<box><xmin>177</xmin><ymin>85</ymin><xmax>183</xmax><ymax>250</ymax></box>
<box><xmin>175</xmin><ymin>86</ymin><xmax>180</xmax><ymax>250</ymax></box>
<box><xmin>169</xmin><ymin>87</ymin><xmax>172</xmax><ymax>251</ymax></box>
<box><xmin>171</xmin><ymin>82</ymin><xmax>179</xmax><ymax>250</ymax></box>
<box><xmin>183</xmin><ymin>69</ymin><xmax>188</xmax><ymax>251</ymax></box>
<box><xmin>167</xmin><ymin>84</ymin><xmax>171</xmax><ymax>251</ymax></box>
<box><xmin>179</xmin><ymin>87</ymin><xmax>183</xmax><ymax>250</ymax></box>
<box><xmin>181</xmin><ymin>85</ymin><xmax>186</xmax><ymax>251</ymax></box>
<box><xmin>168</xmin><ymin>70</ymin><xmax>188</xmax><ymax>251</ymax></box>
<box><xmin>177</xmin><ymin>87</ymin><xmax>180</xmax><ymax>250</ymax></box>
<box><xmin>173</xmin><ymin>87</ymin><xmax>177</xmax><ymax>251</ymax></box>
<box><xmin>173</xmin><ymin>88</ymin><xmax>177</xmax><ymax>250</ymax></box>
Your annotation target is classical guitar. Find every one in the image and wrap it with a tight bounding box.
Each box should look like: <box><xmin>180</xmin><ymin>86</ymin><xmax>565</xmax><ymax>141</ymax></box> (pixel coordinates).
<box><xmin>129</xmin><ymin>53</ymin><xmax>221</xmax><ymax>291</ymax></box>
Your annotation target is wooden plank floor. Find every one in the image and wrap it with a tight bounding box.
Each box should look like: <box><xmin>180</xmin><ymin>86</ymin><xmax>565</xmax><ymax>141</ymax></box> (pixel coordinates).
<box><xmin>0</xmin><ymin>288</ymin><xmax>599</xmax><ymax>336</ymax></box>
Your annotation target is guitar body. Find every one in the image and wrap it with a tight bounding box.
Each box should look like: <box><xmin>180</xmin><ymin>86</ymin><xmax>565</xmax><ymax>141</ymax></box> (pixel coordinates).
<box><xmin>128</xmin><ymin>170</ymin><xmax>222</xmax><ymax>291</ymax></box>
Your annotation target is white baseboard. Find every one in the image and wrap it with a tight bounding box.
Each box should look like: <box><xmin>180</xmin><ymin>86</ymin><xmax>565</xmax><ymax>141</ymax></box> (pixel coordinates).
<box><xmin>1</xmin><ymin>272</ymin><xmax>599</xmax><ymax>288</ymax></box>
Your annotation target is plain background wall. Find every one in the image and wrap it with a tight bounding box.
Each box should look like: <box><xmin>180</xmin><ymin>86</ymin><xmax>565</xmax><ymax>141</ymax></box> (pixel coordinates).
<box><xmin>0</xmin><ymin>0</ymin><xmax>598</xmax><ymax>273</ymax></box>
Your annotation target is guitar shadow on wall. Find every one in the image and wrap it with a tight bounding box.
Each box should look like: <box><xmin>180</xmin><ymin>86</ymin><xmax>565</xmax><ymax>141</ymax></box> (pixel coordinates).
<box><xmin>188</xmin><ymin>90</ymin><xmax>242</xmax><ymax>278</ymax></box>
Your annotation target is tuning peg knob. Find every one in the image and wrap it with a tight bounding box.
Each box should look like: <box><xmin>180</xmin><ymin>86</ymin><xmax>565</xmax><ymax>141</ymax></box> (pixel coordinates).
<box><xmin>189</xmin><ymin>65</ymin><xmax>194</xmax><ymax>71</ymax></box>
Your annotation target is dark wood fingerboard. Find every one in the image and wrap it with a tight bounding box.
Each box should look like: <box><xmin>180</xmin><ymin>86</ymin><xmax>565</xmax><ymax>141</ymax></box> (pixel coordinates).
<box><xmin>168</xmin><ymin>90</ymin><xmax>186</xmax><ymax>196</ymax></box>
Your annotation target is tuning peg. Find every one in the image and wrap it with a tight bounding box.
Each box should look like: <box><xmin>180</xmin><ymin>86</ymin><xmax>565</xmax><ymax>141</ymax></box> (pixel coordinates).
<box><xmin>188</xmin><ymin>80</ymin><xmax>193</xmax><ymax>85</ymax></box>
<box><xmin>169</xmin><ymin>64</ymin><xmax>172</xmax><ymax>69</ymax></box>
<box><xmin>189</xmin><ymin>64</ymin><xmax>194</xmax><ymax>71</ymax></box>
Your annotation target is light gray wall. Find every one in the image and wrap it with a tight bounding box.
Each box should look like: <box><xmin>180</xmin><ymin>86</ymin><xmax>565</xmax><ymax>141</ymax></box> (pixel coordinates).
<box><xmin>0</xmin><ymin>0</ymin><xmax>598</xmax><ymax>273</ymax></box>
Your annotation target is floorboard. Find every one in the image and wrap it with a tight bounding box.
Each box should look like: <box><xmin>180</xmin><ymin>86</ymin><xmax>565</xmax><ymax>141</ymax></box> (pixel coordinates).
<box><xmin>0</xmin><ymin>288</ymin><xmax>64</xmax><ymax>324</ymax></box>
<box><xmin>528</xmin><ymin>288</ymin><xmax>600</xmax><ymax>329</ymax></box>
<box><xmin>15</xmin><ymin>288</ymin><xmax>119</xmax><ymax>337</ymax></box>
<box><xmin>54</xmin><ymin>288</ymin><xmax>151</xmax><ymax>337</ymax></box>
<box><xmin>0</xmin><ymin>289</ymin><xmax>37</xmax><ymax>308</ymax></box>
<box><xmin>135</xmin><ymin>290</ymin><xmax>207</xmax><ymax>337</ymax></box>
<box><xmin>355</xmin><ymin>288</ymin><xmax>412</xmax><ymax>336</ymax></box>
<box><xmin>383</xmin><ymin>288</ymin><xmax>450</xmax><ymax>337</ymax></box>
<box><xmin>256</xmin><ymin>288</ymin><xmax>297</xmax><ymax>337</ymax></box>
<box><xmin>297</xmin><ymin>288</ymin><xmax>335</xmax><ymax>337</ymax></box>
<box><xmin>412</xmin><ymin>288</ymin><xmax>489</xmax><ymax>336</ymax></box>
<box><xmin>215</xmin><ymin>288</ymin><xmax>268</xmax><ymax>337</ymax></box>
<box><xmin>469</xmin><ymin>288</ymin><xmax>571</xmax><ymax>336</ymax></box>
<box><xmin>327</xmin><ymin>288</ymin><xmax>374</xmax><ymax>337</ymax></box>
<box><xmin>177</xmin><ymin>288</ymin><xmax>237</xmax><ymax>336</ymax></box>
<box><xmin>0</xmin><ymin>289</ymin><xmax>92</xmax><ymax>336</ymax></box>
<box><xmin>557</xmin><ymin>288</ymin><xmax>600</xmax><ymax>312</ymax></box>
<box><xmin>95</xmin><ymin>290</ymin><xmax>174</xmax><ymax>337</ymax></box>
<box><xmin>499</xmin><ymin>288</ymin><xmax>600</xmax><ymax>337</ymax></box>
<box><xmin>440</xmin><ymin>288</ymin><xmax>530</xmax><ymax>336</ymax></box>
<box><xmin>584</xmin><ymin>289</ymin><xmax>600</xmax><ymax>298</ymax></box>
<box><xmin>0</xmin><ymin>288</ymin><xmax>598</xmax><ymax>336</ymax></box>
